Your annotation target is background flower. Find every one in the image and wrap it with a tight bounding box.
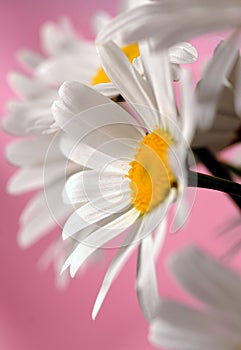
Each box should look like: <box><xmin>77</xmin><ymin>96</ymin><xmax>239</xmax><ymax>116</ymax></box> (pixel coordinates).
<box><xmin>150</xmin><ymin>245</ymin><xmax>241</xmax><ymax>350</ymax></box>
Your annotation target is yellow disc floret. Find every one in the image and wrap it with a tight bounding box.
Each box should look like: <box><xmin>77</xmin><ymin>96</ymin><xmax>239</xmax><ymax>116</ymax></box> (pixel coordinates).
<box><xmin>91</xmin><ymin>43</ymin><xmax>140</xmax><ymax>85</ymax></box>
<box><xmin>127</xmin><ymin>128</ymin><xmax>176</xmax><ymax>215</ymax></box>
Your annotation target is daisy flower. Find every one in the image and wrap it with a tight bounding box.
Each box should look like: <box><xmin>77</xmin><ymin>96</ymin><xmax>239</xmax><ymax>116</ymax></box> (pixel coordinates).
<box><xmin>51</xmin><ymin>18</ymin><xmax>241</xmax><ymax>310</ymax></box>
<box><xmin>2</xmin><ymin>5</ymin><xmax>197</xmax><ymax>287</ymax></box>
<box><xmin>51</xmin><ymin>35</ymin><xmax>206</xmax><ymax>319</ymax></box>
<box><xmin>150</xmin><ymin>245</ymin><xmax>241</xmax><ymax>350</ymax></box>
<box><xmin>3</xmin><ymin>6</ymin><xmax>148</xmax><ymax>284</ymax></box>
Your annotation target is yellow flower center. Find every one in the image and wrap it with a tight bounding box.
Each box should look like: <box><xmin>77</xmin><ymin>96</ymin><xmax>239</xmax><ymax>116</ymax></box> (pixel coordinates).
<box><xmin>91</xmin><ymin>43</ymin><xmax>140</xmax><ymax>85</ymax></box>
<box><xmin>127</xmin><ymin>128</ymin><xmax>177</xmax><ymax>215</ymax></box>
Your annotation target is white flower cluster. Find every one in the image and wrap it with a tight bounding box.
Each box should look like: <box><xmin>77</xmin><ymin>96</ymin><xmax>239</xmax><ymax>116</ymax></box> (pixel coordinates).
<box><xmin>3</xmin><ymin>0</ymin><xmax>241</xmax><ymax>348</ymax></box>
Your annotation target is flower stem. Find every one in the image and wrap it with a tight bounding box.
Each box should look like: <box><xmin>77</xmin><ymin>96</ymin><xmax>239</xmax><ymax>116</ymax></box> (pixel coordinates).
<box><xmin>188</xmin><ymin>170</ymin><xmax>241</xmax><ymax>198</ymax></box>
<box><xmin>194</xmin><ymin>147</ymin><xmax>241</xmax><ymax>210</ymax></box>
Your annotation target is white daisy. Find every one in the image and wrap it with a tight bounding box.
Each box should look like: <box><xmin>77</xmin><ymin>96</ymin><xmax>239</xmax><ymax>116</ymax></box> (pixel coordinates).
<box><xmin>150</xmin><ymin>245</ymin><xmax>241</xmax><ymax>350</ymax></box>
<box><xmin>2</xmin><ymin>9</ymin><xmax>197</xmax><ymax>286</ymax></box>
<box><xmin>51</xmin><ymin>23</ymin><xmax>241</xmax><ymax>313</ymax></box>
<box><xmin>2</xmin><ymin>16</ymin><xmax>109</xmax><ymax>286</ymax></box>
<box><xmin>51</xmin><ymin>37</ymin><xmax>202</xmax><ymax>319</ymax></box>
<box><xmin>98</xmin><ymin>0</ymin><xmax>241</xmax><ymax>151</ymax></box>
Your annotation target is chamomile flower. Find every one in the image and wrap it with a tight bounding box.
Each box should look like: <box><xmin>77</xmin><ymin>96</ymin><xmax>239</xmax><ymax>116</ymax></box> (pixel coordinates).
<box><xmin>150</xmin><ymin>245</ymin><xmax>241</xmax><ymax>350</ymax></box>
<box><xmin>52</xmin><ymin>38</ymin><xmax>200</xmax><ymax>318</ymax></box>
<box><xmin>52</xmin><ymin>22</ymin><xmax>241</xmax><ymax>313</ymax></box>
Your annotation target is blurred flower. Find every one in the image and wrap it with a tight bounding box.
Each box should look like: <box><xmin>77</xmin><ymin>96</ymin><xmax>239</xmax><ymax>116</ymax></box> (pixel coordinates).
<box><xmin>150</xmin><ymin>245</ymin><xmax>241</xmax><ymax>350</ymax></box>
<box><xmin>2</xmin><ymin>16</ymin><xmax>115</xmax><ymax>288</ymax></box>
<box><xmin>193</xmin><ymin>40</ymin><xmax>241</xmax><ymax>153</ymax></box>
<box><xmin>52</xmin><ymin>39</ymin><xmax>200</xmax><ymax>319</ymax></box>
<box><xmin>97</xmin><ymin>0</ymin><xmax>241</xmax><ymax>154</ymax></box>
<box><xmin>98</xmin><ymin>0</ymin><xmax>241</xmax><ymax>50</ymax></box>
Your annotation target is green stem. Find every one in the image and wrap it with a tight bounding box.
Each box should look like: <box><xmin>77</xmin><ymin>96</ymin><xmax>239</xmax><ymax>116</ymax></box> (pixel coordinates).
<box><xmin>188</xmin><ymin>170</ymin><xmax>241</xmax><ymax>198</ymax></box>
<box><xmin>194</xmin><ymin>147</ymin><xmax>241</xmax><ymax>210</ymax></box>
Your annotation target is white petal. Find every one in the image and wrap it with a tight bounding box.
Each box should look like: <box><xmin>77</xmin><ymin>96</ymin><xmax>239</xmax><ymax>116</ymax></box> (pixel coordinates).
<box><xmin>139</xmin><ymin>41</ymin><xmax>178</xmax><ymax>129</ymax></box>
<box><xmin>196</xmin><ymin>30</ymin><xmax>241</xmax><ymax>129</ymax></box>
<box><xmin>137</xmin><ymin>234</ymin><xmax>160</xmax><ymax>322</ymax></box>
<box><xmin>60</xmin><ymin>135</ymin><xmax>124</xmax><ymax>171</ymax></box>
<box><xmin>7</xmin><ymin>159</ymin><xmax>65</xmax><ymax>194</ymax></box>
<box><xmin>62</xmin><ymin>208</ymin><xmax>140</xmax><ymax>277</ymax></box>
<box><xmin>150</xmin><ymin>300</ymin><xmax>237</xmax><ymax>350</ymax></box>
<box><xmin>234</xmin><ymin>57</ymin><xmax>241</xmax><ymax>116</ymax></box>
<box><xmin>8</xmin><ymin>72</ymin><xmax>49</xmax><ymax>99</ymax></box>
<box><xmin>3</xmin><ymin>99</ymin><xmax>54</xmax><ymax>136</ymax></box>
<box><xmin>17</xmin><ymin>49</ymin><xmax>44</xmax><ymax>70</ymax></box>
<box><xmin>62</xmin><ymin>192</ymin><xmax>131</xmax><ymax>240</ymax></box>
<box><xmin>93</xmin><ymin>82</ymin><xmax>119</xmax><ymax>98</ymax></box>
<box><xmin>169</xmin><ymin>153</ymin><xmax>189</xmax><ymax>233</ymax></box>
<box><xmin>136</xmin><ymin>190</ymin><xmax>175</xmax><ymax>285</ymax></box>
<box><xmin>36</xmin><ymin>52</ymin><xmax>99</xmax><ymax>86</ymax></box>
<box><xmin>18</xmin><ymin>180</ymin><xmax>71</xmax><ymax>248</ymax></box>
<box><xmin>92</xmin><ymin>217</ymin><xmax>143</xmax><ymax>319</ymax></box>
<box><xmin>153</xmin><ymin>218</ymin><xmax>167</xmax><ymax>261</ymax></box>
<box><xmin>97</xmin><ymin>41</ymin><xmax>158</xmax><ymax>130</ymax></box>
<box><xmin>179</xmin><ymin>68</ymin><xmax>197</xmax><ymax>144</ymax></box>
<box><xmin>91</xmin><ymin>11</ymin><xmax>112</xmax><ymax>35</ymax></box>
<box><xmin>64</xmin><ymin>170</ymin><xmax>129</xmax><ymax>204</ymax></box>
<box><xmin>53</xmin><ymin>84</ymin><xmax>144</xmax><ymax>148</ymax></box>
<box><xmin>6</xmin><ymin>135</ymin><xmax>62</xmax><ymax>166</ymax></box>
<box><xmin>97</xmin><ymin>4</ymin><xmax>161</xmax><ymax>44</ymax></box>
<box><xmin>40</xmin><ymin>17</ymin><xmax>78</xmax><ymax>56</ymax></box>
<box><xmin>98</xmin><ymin>2</ymin><xmax>241</xmax><ymax>48</ymax></box>
<box><xmin>169</xmin><ymin>246</ymin><xmax>241</xmax><ymax>317</ymax></box>
<box><xmin>169</xmin><ymin>42</ymin><xmax>198</xmax><ymax>64</ymax></box>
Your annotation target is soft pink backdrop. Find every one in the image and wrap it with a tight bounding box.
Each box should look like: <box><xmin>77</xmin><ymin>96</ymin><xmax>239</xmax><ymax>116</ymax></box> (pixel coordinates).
<box><xmin>0</xmin><ymin>1</ymin><xmax>240</xmax><ymax>349</ymax></box>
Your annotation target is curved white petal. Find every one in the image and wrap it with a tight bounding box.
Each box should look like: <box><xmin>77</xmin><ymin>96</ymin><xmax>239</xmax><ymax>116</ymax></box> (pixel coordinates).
<box><xmin>92</xmin><ymin>216</ymin><xmax>143</xmax><ymax>319</ymax></box>
<box><xmin>7</xmin><ymin>159</ymin><xmax>65</xmax><ymax>194</ymax></box>
<box><xmin>65</xmin><ymin>170</ymin><xmax>129</xmax><ymax>204</ymax></box>
<box><xmin>93</xmin><ymin>82</ymin><xmax>119</xmax><ymax>98</ymax></box>
<box><xmin>62</xmin><ymin>192</ymin><xmax>131</xmax><ymax>240</ymax></box>
<box><xmin>169</xmin><ymin>42</ymin><xmax>198</xmax><ymax>64</ymax></box>
<box><xmin>36</xmin><ymin>52</ymin><xmax>99</xmax><ymax>86</ymax></box>
<box><xmin>53</xmin><ymin>84</ymin><xmax>144</xmax><ymax>153</ymax></box>
<box><xmin>18</xmin><ymin>180</ymin><xmax>71</xmax><ymax>248</ymax></box>
<box><xmin>98</xmin><ymin>2</ymin><xmax>241</xmax><ymax>49</ymax></box>
<box><xmin>8</xmin><ymin>72</ymin><xmax>49</xmax><ymax>99</ymax></box>
<box><xmin>60</xmin><ymin>135</ymin><xmax>124</xmax><ymax>171</ymax></box>
<box><xmin>169</xmin><ymin>246</ymin><xmax>241</xmax><ymax>316</ymax></box>
<box><xmin>179</xmin><ymin>68</ymin><xmax>196</xmax><ymax>144</ymax></box>
<box><xmin>91</xmin><ymin>11</ymin><xmax>112</xmax><ymax>35</ymax></box>
<box><xmin>137</xmin><ymin>234</ymin><xmax>160</xmax><ymax>322</ymax></box>
<box><xmin>150</xmin><ymin>299</ymin><xmax>237</xmax><ymax>350</ymax></box>
<box><xmin>17</xmin><ymin>49</ymin><xmax>44</xmax><ymax>71</ymax></box>
<box><xmin>40</xmin><ymin>17</ymin><xmax>79</xmax><ymax>56</ymax></box>
<box><xmin>97</xmin><ymin>41</ymin><xmax>158</xmax><ymax>130</ymax></box>
<box><xmin>139</xmin><ymin>40</ymin><xmax>178</xmax><ymax>129</ymax></box>
<box><xmin>62</xmin><ymin>207</ymin><xmax>140</xmax><ymax>277</ymax></box>
<box><xmin>196</xmin><ymin>30</ymin><xmax>241</xmax><ymax>129</ymax></box>
<box><xmin>6</xmin><ymin>135</ymin><xmax>62</xmax><ymax>166</ymax></box>
<box><xmin>3</xmin><ymin>99</ymin><xmax>55</xmax><ymax>135</ymax></box>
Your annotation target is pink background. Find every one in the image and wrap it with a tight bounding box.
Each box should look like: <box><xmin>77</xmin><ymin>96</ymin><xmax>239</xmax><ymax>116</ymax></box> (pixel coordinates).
<box><xmin>0</xmin><ymin>1</ymin><xmax>240</xmax><ymax>349</ymax></box>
